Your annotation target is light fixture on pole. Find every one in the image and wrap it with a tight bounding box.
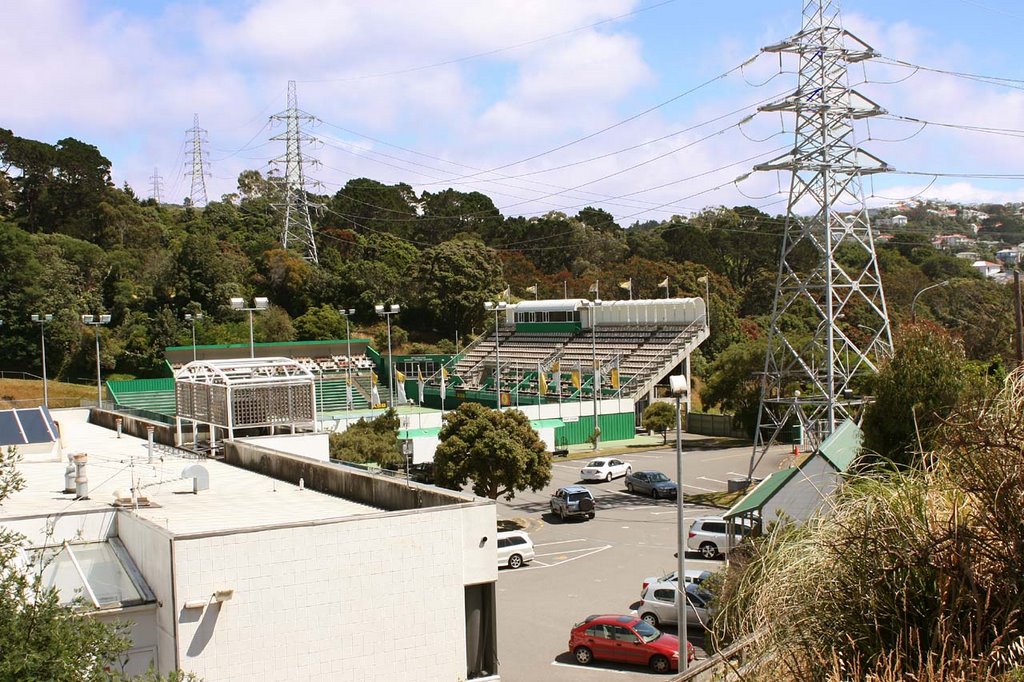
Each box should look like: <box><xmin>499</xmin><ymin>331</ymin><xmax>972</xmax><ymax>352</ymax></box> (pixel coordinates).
<box><xmin>340</xmin><ymin>308</ymin><xmax>355</xmax><ymax>410</ymax></box>
<box><xmin>374</xmin><ymin>304</ymin><xmax>400</xmax><ymax>408</ymax></box>
<box><xmin>483</xmin><ymin>301</ymin><xmax>508</xmax><ymax>410</ymax></box>
<box><xmin>910</xmin><ymin>280</ymin><xmax>950</xmax><ymax>323</ymax></box>
<box><xmin>697</xmin><ymin>274</ymin><xmax>710</xmax><ymax>330</ymax></box>
<box><xmin>184</xmin><ymin>312</ymin><xmax>203</xmax><ymax>363</ymax></box>
<box><xmin>81</xmin><ymin>314</ymin><xmax>111</xmax><ymax>407</ymax></box>
<box><xmin>229</xmin><ymin>296</ymin><xmax>269</xmax><ymax>358</ymax></box>
<box><xmin>31</xmin><ymin>314</ymin><xmax>53</xmax><ymax>408</ymax></box>
<box><xmin>668</xmin><ymin>373</ymin><xmax>689</xmax><ymax>671</ymax></box>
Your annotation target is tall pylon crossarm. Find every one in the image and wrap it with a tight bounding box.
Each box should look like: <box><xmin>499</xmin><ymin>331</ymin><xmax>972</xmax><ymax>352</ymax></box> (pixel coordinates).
<box><xmin>749</xmin><ymin>0</ymin><xmax>894</xmax><ymax>475</ymax></box>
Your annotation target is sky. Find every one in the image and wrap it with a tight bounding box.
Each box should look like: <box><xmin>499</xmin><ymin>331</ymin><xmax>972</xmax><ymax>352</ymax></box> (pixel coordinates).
<box><xmin>3</xmin><ymin>0</ymin><xmax>1024</xmax><ymax>224</ymax></box>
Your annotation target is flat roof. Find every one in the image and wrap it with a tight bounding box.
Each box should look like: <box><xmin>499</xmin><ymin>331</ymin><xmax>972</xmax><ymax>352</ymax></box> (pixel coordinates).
<box><xmin>2</xmin><ymin>410</ymin><xmax>380</xmax><ymax>537</ymax></box>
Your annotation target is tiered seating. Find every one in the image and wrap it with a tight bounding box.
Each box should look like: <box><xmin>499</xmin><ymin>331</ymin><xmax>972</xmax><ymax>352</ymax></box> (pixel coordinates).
<box><xmin>315</xmin><ymin>376</ymin><xmax>369</xmax><ymax>412</ymax></box>
<box><xmin>110</xmin><ymin>388</ymin><xmax>177</xmax><ymax>416</ymax></box>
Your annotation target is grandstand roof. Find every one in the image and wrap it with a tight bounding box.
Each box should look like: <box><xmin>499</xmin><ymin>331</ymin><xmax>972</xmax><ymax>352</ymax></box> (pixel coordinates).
<box><xmin>510</xmin><ymin>299</ymin><xmax>587</xmax><ymax>313</ymax></box>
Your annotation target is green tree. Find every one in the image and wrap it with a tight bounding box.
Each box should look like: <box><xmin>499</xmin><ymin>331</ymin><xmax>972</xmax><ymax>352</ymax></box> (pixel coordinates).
<box><xmin>642</xmin><ymin>401</ymin><xmax>677</xmax><ymax>444</ymax></box>
<box><xmin>861</xmin><ymin>323</ymin><xmax>987</xmax><ymax>467</ymax></box>
<box><xmin>328</xmin><ymin>409</ymin><xmax>403</xmax><ymax>468</ymax></box>
<box><xmin>433</xmin><ymin>403</ymin><xmax>552</xmax><ymax>500</ymax></box>
<box><xmin>412</xmin><ymin>238</ymin><xmax>504</xmax><ymax>336</ymax></box>
<box><xmin>700</xmin><ymin>338</ymin><xmax>767</xmax><ymax>436</ymax></box>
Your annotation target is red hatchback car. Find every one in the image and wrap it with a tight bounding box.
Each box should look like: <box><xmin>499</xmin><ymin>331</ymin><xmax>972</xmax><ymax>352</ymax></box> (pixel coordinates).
<box><xmin>568</xmin><ymin>614</ymin><xmax>694</xmax><ymax>673</ymax></box>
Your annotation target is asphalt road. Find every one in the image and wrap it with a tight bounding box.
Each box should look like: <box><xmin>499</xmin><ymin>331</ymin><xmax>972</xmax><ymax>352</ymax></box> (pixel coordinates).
<box><xmin>493</xmin><ymin>441</ymin><xmax>789</xmax><ymax>681</ymax></box>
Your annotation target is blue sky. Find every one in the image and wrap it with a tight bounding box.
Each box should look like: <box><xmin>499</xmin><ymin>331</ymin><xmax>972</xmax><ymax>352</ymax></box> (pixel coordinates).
<box><xmin>3</xmin><ymin>0</ymin><xmax>1023</xmax><ymax>222</ymax></box>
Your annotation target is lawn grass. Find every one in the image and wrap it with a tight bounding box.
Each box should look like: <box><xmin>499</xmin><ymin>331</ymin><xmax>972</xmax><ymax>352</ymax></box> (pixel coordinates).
<box><xmin>0</xmin><ymin>378</ymin><xmax>95</xmax><ymax>409</ymax></box>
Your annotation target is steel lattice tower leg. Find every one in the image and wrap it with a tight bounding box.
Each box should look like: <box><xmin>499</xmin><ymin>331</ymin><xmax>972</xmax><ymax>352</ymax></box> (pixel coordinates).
<box><xmin>185</xmin><ymin>114</ymin><xmax>209</xmax><ymax>207</ymax></box>
<box><xmin>271</xmin><ymin>81</ymin><xmax>320</xmax><ymax>264</ymax></box>
<box><xmin>749</xmin><ymin>0</ymin><xmax>893</xmax><ymax>475</ymax></box>
<box><xmin>150</xmin><ymin>167</ymin><xmax>163</xmax><ymax>204</ymax></box>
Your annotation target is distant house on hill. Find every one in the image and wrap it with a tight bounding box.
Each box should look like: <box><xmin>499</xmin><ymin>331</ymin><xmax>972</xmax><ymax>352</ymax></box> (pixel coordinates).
<box><xmin>972</xmin><ymin>260</ymin><xmax>1003</xmax><ymax>278</ymax></box>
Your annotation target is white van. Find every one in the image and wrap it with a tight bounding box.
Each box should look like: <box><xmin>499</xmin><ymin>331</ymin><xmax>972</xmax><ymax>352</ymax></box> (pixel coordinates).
<box><xmin>496</xmin><ymin>530</ymin><xmax>535</xmax><ymax>569</ymax></box>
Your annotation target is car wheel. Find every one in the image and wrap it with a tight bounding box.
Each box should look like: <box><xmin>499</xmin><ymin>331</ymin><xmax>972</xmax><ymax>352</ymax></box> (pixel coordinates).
<box><xmin>574</xmin><ymin>646</ymin><xmax>593</xmax><ymax>666</ymax></box>
<box><xmin>559</xmin><ymin>506</ymin><xmax>567</xmax><ymax>521</ymax></box>
<box><xmin>649</xmin><ymin>654</ymin><xmax>671</xmax><ymax>673</ymax></box>
<box><xmin>587</xmin><ymin>512</ymin><xmax>595</xmax><ymax>519</ymax></box>
<box><xmin>699</xmin><ymin>542</ymin><xmax>719</xmax><ymax>559</ymax></box>
<box><xmin>626</xmin><ymin>482</ymin><xmax>633</xmax><ymax>493</ymax></box>
<box><xmin>641</xmin><ymin>612</ymin><xmax>659</xmax><ymax>627</ymax></box>
<box><xmin>652</xmin><ymin>488</ymin><xmax>660</xmax><ymax>500</ymax></box>
<box><xmin>605</xmin><ymin>472</ymin><xmax>612</xmax><ymax>482</ymax></box>
<box><xmin>508</xmin><ymin>554</ymin><xmax>523</xmax><ymax>569</ymax></box>
<box><xmin>625</xmin><ymin>466</ymin><xmax>632</xmax><ymax>476</ymax></box>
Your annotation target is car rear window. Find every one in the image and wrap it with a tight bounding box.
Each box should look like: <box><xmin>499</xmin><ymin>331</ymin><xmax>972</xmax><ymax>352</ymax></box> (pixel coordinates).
<box><xmin>568</xmin><ymin>493</ymin><xmax>591</xmax><ymax>502</ymax></box>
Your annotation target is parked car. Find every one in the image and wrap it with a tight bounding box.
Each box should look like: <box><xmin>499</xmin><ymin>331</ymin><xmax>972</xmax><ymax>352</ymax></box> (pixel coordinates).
<box><xmin>568</xmin><ymin>614</ymin><xmax>693</xmax><ymax>673</ymax></box>
<box><xmin>634</xmin><ymin>582</ymin><xmax>715</xmax><ymax>629</ymax></box>
<box><xmin>496</xmin><ymin>530</ymin><xmax>535</xmax><ymax>569</ymax></box>
<box><xmin>625</xmin><ymin>470</ymin><xmax>678</xmax><ymax>499</ymax></box>
<box><xmin>550</xmin><ymin>485</ymin><xmax>596</xmax><ymax>521</ymax></box>
<box><xmin>687</xmin><ymin>516</ymin><xmax>755</xmax><ymax>559</ymax></box>
<box><xmin>640</xmin><ymin>569</ymin><xmax>713</xmax><ymax>596</ymax></box>
<box><xmin>580</xmin><ymin>457</ymin><xmax>632</xmax><ymax>482</ymax></box>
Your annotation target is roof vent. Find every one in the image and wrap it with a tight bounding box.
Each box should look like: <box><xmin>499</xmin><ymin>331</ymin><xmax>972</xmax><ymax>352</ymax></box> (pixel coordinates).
<box><xmin>181</xmin><ymin>464</ymin><xmax>210</xmax><ymax>494</ymax></box>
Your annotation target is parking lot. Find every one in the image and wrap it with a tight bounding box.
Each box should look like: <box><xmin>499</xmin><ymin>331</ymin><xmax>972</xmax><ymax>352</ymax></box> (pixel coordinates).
<box><xmin>493</xmin><ymin>441</ymin><xmax>788</xmax><ymax>681</ymax></box>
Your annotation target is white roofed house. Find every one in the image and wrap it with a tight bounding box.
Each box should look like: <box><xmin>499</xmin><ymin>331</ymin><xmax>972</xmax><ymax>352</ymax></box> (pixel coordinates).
<box><xmin>972</xmin><ymin>260</ymin><xmax>1003</xmax><ymax>278</ymax></box>
<box><xmin>1</xmin><ymin>403</ymin><xmax>499</xmax><ymax>681</ymax></box>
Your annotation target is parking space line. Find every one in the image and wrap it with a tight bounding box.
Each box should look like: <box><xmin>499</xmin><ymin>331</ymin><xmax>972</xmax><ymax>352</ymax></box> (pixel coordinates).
<box><xmin>551</xmin><ymin>661</ymin><xmax>636</xmax><ymax>674</ymax></box>
<box><xmin>534</xmin><ymin>546</ymin><xmax>607</xmax><ymax>559</ymax></box>
<box><xmin>517</xmin><ymin>544</ymin><xmax>611</xmax><ymax>570</ymax></box>
<box><xmin>535</xmin><ymin>538</ymin><xmax>587</xmax><ymax>547</ymax></box>
<box><xmin>681</xmin><ymin>482</ymin><xmax>715</xmax><ymax>492</ymax></box>
<box><xmin>697</xmin><ymin>476</ymin><xmax>725</xmax><ymax>484</ymax></box>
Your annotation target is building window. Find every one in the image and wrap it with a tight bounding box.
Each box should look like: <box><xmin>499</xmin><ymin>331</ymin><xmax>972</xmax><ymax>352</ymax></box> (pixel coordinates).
<box><xmin>465</xmin><ymin>582</ymin><xmax>497</xmax><ymax>678</ymax></box>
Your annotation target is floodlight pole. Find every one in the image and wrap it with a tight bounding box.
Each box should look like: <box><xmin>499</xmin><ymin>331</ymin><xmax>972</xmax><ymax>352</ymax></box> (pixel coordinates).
<box><xmin>375</xmin><ymin>304</ymin><xmax>400</xmax><ymax>408</ymax></box>
<box><xmin>230</xmin><ymin>297</ymin><xmax>269</xmax><ymax>358</ymax></box>
<box><xmin>81</xmin><ymin>314</ymin><xmax>111</xmax><ymax>407</ymax></box>
<box><xmin>185</xmin><ymin>312</ymin><xmax>203</xmax><ymax>363</ymax></box>
<box><xmin>590</xmin><ymin>300</ymin><xmax>601</xmax><ymax>449</ymax></box>
<box><xmin>31</xmin><ymin>314</ymin><xmax>53</xmax><ymax>408</ymax></box>
<box><xmin>484</xmin><ymin>301</ymin><xmax>507</xmax><ymax>410</ymax></box>
<box><xmin>341</xmin><ymin>309</ymin><xmax>355</xmax><ymax>410</ymax></box>
<box><xmin>671</xmin><ymin>376</ymin><xmax>688</xmax><ymax>671</ymax></box>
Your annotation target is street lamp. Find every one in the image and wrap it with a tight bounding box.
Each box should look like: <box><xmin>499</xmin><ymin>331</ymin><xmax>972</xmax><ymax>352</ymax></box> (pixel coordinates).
<box><xmin>81</xmin><ymin>314</ymin><xmax>111</xmax><ymax>407</ymax></box>
<box><xmin>483</xmin><ymin>301</ymin><xmax>508</xmax><ymax>410</ymax></box>
<box><xmin>668</xmin><ymin>374</ymin><xmax>689</xmax><ymax>671</ymax></box>
<box><xmin>31</xmin><ymin>314</ymin><xmax>53</xmax><ymax>408</ymax></box>
<box><xmin>230</xmin><ymin>296</ymin><xmax>269</xmax><ymax>358</ymax></box>
<box><xmin>340</xmin><ymin>308</ymin><xmax>355</xmax><ymax>410</ymax></box>
<box><xmin>374</xmin><ymin>304</ymin><xmax>400</xmax><ymax>408</ymax></box>
<box><xmin>911</xmin><ymin>280</ymin><xmax>950</xmax><ymax>322</ymax></box>
<box><xmin>697</xmin><ymin>274</ymin><xmax>710</xmax><ymax>330</ymax></box>
<box><xmin>184</xmin><ymin>312</ymin><xmax>203</xmax><ymax>363</ymax></box>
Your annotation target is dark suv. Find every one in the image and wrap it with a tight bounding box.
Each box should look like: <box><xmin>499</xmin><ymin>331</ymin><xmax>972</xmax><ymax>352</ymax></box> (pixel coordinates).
<box><xmin>550</xmin><ymin>485</ymin><xmax>596</xmax><ymax>521</ymax></box>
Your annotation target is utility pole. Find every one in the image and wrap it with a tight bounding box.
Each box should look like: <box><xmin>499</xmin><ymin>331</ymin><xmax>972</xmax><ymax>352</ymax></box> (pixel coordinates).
<box><xmin>750</xmin><ymin>0</ymin><xmax>893</xmax><ymax>476</ymax></box>
<box><xmin>150</xmin><ymin>167</ymin><xmax>163</xmax><ymax>204</ymax></box>
<box><xmin>271</xmin><ymin>81</ymin><xmax>321</xmax><ymax>264</ymax></box>
<box><xmin>185</xmin><ymin>114</ymin><xmax>210</xmax><ymax>207</ymax></box>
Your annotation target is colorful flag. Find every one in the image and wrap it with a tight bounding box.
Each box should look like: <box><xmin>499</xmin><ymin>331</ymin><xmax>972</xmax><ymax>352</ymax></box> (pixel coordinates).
<box><xmin>441</xmin><ymin>366</ymin><xmax>448</xmax><ymax>400</ymax></box>
<box><xmin>395</xmin><ymin>369</ymin><xmax>407</xmax><ymax>404</ymax></box>
<box><xmin>526</xmin><ymin>284</ymin><xmax>538</xmax><ymax>295</ymax></box>
<box><xmin>611</xmin><ymin>358</ymin><xmax>620</xmax><ymax>390</ymax></box>
<box><xmin>658</xmin><ymin>276</ymin><xmax>669</xmax><ymax>288</ymax></box>
<box><xmin>538</xmin><ymin>365</ymin><xmax>548</xmax><ymax>395</ymax></box>
<box><xmin>370</xmin><ymin>371</ymin><xmax>381</xmax><ymax>406</ymax></box>
<box><xmin>619</xmin><ymin>279</ymin><xmax>631</xmax><ymax>291</ymax></box>
<box><xmin>571</xmin><ymin>366</ymin><xmax>581</xmax><ymax>389</ymax></box>
<box><xmin>552</xmin><ymin>362</ymin><xmax>561</xmax><ymax>395</ymax></box>
<box><xmin>417</xmin><ymin>368</ymin><xmax>425</xmax><ymax>404</ymax></box>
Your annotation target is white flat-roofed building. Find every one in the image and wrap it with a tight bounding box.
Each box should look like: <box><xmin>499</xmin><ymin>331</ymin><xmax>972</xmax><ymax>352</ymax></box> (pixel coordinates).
<box><xmin>3</xmin><ymin>408</ymin><xmax>498</xmax><ymax>681</ymax></box>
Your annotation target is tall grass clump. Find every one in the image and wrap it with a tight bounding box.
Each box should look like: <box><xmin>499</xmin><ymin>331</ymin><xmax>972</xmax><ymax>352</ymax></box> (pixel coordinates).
<box><xmin>712</xmin><ymin>367</ymin><xmax>1024</xmax><ymax>681</ymax></box>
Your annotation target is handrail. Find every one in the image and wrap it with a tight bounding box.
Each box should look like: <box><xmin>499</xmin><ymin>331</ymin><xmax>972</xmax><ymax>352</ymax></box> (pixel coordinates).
<box><xmin>615</xmin><ymin>316</ymin><xmax>708</xmax><ymax>398</ymax></box>
<box><xmin>668</xmin><ymin>631</ymin><xmax>761</xmax><ymax>681</ymax></box>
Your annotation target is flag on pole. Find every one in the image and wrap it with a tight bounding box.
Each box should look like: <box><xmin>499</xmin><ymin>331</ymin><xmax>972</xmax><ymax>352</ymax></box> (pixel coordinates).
<box><xmin>500</xmin><ymin>286</ymin><xmax>511</xmax><ymax>300</ymax></box>
<box><xmin>440</xmin><ymin>366</ymin><xmax>448</xmax><ymax>400</ymax></box>
<box><xmin>552</xmin><ymin>361</ymin><xmax>561</xmax><ymax>395</ymax></box>
<box><xmin>658</xmin><ymin>276</ymin><xmax>669</xmax><ymax>288</ymax></box>
<box><xmin>346</xmin><ymin>381</ymin><xmax>354</xmax><ymax>409</ymax></box>
<box><xmin>370</xmin><ymin>371</ymin><xmax>381</xmax><ymax>406</ymax></box>
<box><xmin>538</xmin><ymin>364</ymin><xmax>548</xmax><ymax>395</ymax></box>
<box><xmin>571</xmin><ymin>366</ymin><xmax>581</xmax><ymax>389</ymax></box>
<box><xmin>395</xmin><ymin>369</ymin><xmax>407</xmax><ymax>404</ymax></box>
<box><xmin>526</xmin><ymin>284</ymin><xmax>538</xmax><ymax>297</ymax></box>
<box><xmin>610</xmin><ymin>357</ymin><xmax>620</xmax><ymax>390</ymax></box>
<box><xmin>588</xmin><ymin>280</ymin><xmax>599</xmax><ymax>294</ymax></box>
<box><xmin>417</xmin><ymin>368</ymin><xmax>425</xmax><ymax>404</ymax></box>
<box><xmin>619</xmin><ymin>278</ymin><xmax>632</xmax><ymax>300</ymax></box>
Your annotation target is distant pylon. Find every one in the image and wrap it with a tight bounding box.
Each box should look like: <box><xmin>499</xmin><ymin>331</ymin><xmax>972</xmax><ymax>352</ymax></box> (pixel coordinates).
<box><xmin>749</xmin><ymin>0</ymin><xmax>894</xmax><ymax>474</ymax></box>
<box><xmin>150</xmin><ymin>167</ymin><xmax>163</xmax><ymax>204</ymax></box>
<box><xmin>270</xmin><ymin>81</ymin><xmax>320</xmax><ymax>264</ymax></box>
<box><xmin>185</xmin><ymin>114</ymin><xmax>210</xmax><ymax>207</ymax></box>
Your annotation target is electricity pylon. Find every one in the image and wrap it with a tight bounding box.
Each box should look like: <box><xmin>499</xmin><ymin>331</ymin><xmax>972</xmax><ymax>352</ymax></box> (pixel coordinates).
<box><xmin>185</xmin><ymin>114</ymin><xmax>210</xmax><ymax>207</ymax></box>
<box><xmin>150</xmin><ymin>167</ymin><xmax>163</xmax><ymax>204</ymax></box>
<box><xmin>271</xmin><ymin>81</ymin><xmax>320</xmax><ymax>264</ymax></box>
<box><xmin>750</xmin><ymin>0</ymin><xmax>893</xmax><ymax>474</ymax></box>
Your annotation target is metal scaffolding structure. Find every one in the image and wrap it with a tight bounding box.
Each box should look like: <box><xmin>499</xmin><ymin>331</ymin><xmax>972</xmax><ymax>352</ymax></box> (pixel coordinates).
<box><xmin>185</xmin><ymin>114</ymin><xmax>210</xmax><ymax>208</ymax></box>
<box><xmin>751</xmin><ymin>0</ymin><xmax>894</xmax><ymax>472</ymax></box>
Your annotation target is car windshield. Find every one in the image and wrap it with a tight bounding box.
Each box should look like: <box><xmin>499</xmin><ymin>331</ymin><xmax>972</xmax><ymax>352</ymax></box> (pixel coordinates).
<box><xmin>649</xmin><ymin>472</ymin><xmax>670</xmax><ymax>483</ymax></box>
<box><xmin>586</xmin><ymin>460</ymin><xmax>605</xmax><ymax>468</ymax></box>
<box><xmin>632</xmin><ymin>619</ymin><xmax>661</xmax><ymax>643</ymax></box>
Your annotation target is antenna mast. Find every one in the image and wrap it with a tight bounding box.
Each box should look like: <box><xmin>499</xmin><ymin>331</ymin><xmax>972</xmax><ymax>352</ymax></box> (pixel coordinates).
<box><xmin>750</xmin><ymin>0</ymin><xmax>893</xmax><ymax>472</ymax></box>
<box><xmin>270</xmin><ymin>81</ymin><xmax>320</xmax><ymax>264</ymax></box>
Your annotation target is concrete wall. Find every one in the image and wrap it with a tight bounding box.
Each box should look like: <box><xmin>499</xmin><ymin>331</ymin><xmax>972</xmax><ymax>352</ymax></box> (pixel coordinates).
<box><xmin>90</xmin><ymin>408</ymin><xmax>177</xmax><ymax>446</ymax></box>
<box><xmin>171</xmin><ymin>503</ymin><xmax>496</xmax><ymax>681</ymax></box>
<box><xmin>240</xmin><ymin>432</ymin><xmax>330</xmax><ymax>462</ymax></box>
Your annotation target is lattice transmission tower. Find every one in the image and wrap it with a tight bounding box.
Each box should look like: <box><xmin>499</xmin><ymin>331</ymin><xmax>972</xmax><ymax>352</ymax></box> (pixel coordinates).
<box><xmin>270</xmin><ymin>81</ymin><xmax>320</xmax><ymax>264</ymax></box>
<box><xmin>185</xmin><ymin>114</ymin><xmax>210</xmax><ymax>207</ymax></box>
<box><xmin>149</xmin><ymin>167</ymin><xmax>163</xmax><ymax>204</ymax></box>
<box><xmin>750</xmin><ymin>0</ymin><xmax>893</xmax><ymax>472</ymax></box>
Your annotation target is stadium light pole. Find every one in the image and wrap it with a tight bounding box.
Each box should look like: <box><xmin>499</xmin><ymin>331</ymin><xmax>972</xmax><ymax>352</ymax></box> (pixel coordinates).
<box><xmin>588</xmin><ymin>299</ymin><xmax>602</xmax><ymax>449</ymax></box>
<box><xmin>669</xmin><ymin>374</ymin><xmax>689</xmax><ymax>671</ymax></box>
<box><xmin>375</xmin><ymin>304</ymin><xmax>400</xmax><ymax>408</ymax></box>
<box><xmin>184</xmin><ymin>312</ymin><xmax>203</xmax><ymax>363</ymax></box>
<box><xmin>340</xmin><ymin>308</ymin><xmax>355</xmax><ymax>410</ymax></box>
<box><xmin>31</xmin><ymin>314</ymin><xmax>53</xmax><ymax>408</ymax></box>
<box><xmin>81</xmin><ymin>314</ymin><xmax>111</xmax><ymax>407</ymax></box>
<box><xmin>230</xmin><ymin>296</ymin><xmax>269</xmax><ymax>358</ymax></box>
<box><xmin>484</xmin><ymin>301</ymin><xmax>508</xmax><ymax>410</ymax></box>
